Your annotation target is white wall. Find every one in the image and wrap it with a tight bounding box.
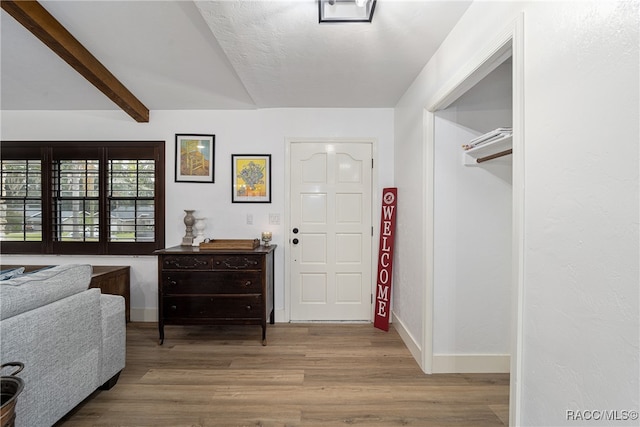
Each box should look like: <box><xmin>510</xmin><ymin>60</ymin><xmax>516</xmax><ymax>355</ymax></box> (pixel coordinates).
<box><xmin>1</xmin><ymin>108</ymin><xmax>394</xmax><ymax>321</ymax></box>
<box><xmin>433</xmin><ymin>60</ymin><xmax>512</xmax><ymax>361</ymax></box>
<box><xmin>394</xmin><ymin>1</ymin><xmax>638</xmax><ymax>425</ymax></box>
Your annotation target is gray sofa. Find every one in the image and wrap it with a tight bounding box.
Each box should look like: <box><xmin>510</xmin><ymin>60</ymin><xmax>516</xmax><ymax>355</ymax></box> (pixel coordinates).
<box><xmin>0</xmin><ymin>264</ymin><xmax>126</xmax><ymax>427</ymax></box>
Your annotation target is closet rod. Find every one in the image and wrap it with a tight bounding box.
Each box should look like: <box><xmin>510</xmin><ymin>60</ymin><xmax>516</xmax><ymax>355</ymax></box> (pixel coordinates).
<box><xmin>477</xmin><ymin>149</ymin><xmax>512</xmax><ymax>163</ymax></box>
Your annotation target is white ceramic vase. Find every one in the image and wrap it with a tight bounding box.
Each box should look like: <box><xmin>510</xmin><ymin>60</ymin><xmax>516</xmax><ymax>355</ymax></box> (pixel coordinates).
<box><xmin>192</xmin><ymin>217</ymin><xmax>206</xmax><ymax>246</ymax></box>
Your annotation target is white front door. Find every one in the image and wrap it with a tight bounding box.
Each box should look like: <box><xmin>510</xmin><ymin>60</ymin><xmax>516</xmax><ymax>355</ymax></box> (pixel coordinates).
<box><xmin>289</xmin><ymin>141</ymin><xmax>373</xmax><ymax>321</ymax></box>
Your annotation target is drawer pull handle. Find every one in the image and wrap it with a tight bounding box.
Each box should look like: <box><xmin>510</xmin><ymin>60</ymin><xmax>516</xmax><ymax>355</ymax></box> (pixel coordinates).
<box><xmin>245</xmin><ymin>305</ymin><xmax>252</xmax><ymax>311</ymax></box>
<box><xmin>243</xmin><ymin>281</ymin><xmax>252</xmax><ymax>287</ymax></box>
<box><xmin>170</xmin><ymin>305</ymin><xmax>177</xmax><ymax>311</ymax></box>
<box><xmin>169</xmin><ymin>280</ymin><xmax>177</xmax><ymax>286</ymax></box>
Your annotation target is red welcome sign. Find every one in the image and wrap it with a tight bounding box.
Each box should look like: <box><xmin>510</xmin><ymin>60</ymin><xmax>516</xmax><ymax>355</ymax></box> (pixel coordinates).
<box><xmin>374</xmin><ymin>188</ymin><xmax>397</xmax><ymax>331</ymax></box>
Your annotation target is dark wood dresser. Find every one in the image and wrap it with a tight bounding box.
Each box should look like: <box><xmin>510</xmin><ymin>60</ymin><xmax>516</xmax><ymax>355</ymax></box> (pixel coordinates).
<box><xmin>154</xmin><ymin>245</ymin><xmax>276</xmax><ymax>345</ymax></box>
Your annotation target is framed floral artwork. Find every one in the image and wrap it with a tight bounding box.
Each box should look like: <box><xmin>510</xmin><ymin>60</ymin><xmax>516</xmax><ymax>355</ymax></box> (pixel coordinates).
<box><xmin>175</xmin><ymin>134</ymin><xmax>215</xmax><ymax>183</ymax></box>
<box><xmin>231</xmin><ymin>154</ymin><xmax>271</xmax><ymax>203</ymax></box>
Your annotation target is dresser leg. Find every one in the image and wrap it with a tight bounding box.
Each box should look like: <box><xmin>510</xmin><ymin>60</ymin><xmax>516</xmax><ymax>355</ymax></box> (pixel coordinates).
<box><xmin>261</xmin><ymin>326</ymin><xmax>267</xmax><ymax>346</ymax></box>
<box><xmin>158</xmin><ymin>323</ymin><xmax>164</xmax><ymax>345</ymax></box>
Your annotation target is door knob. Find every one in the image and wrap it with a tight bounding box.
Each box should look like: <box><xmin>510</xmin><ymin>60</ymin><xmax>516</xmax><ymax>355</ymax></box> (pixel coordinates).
<box><xmin>292</xmin><ymin>228</ymin><xmax>299</xmax><ymax>234</ymax></box>
<box><xmin>292</xmin><ymin>238</ymin><xmax>299</xmax><ymax>245</ymax></box>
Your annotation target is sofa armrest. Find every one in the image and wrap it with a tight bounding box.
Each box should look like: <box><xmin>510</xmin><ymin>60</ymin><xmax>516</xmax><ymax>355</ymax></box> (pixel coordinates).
<box><xmin>99</xmin><ymin>294</ymin><xmax>126</xmax><ymax>386</ymax></box>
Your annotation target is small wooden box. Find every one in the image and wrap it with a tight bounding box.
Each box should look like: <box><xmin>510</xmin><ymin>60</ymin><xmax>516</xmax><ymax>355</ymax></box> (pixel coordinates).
<box><xmin>199</xmin><ymin>239</ymin><xmax>260</xmax><ymax>250</ymax></box>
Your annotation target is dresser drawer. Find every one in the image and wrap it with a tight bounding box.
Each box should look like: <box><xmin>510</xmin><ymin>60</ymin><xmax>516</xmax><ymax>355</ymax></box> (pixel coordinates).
<box><xmin>212</xmin><ymin>255</ymin><xmax>261</xmax><ymax>270</ymax></box>
<box><xmin>162</xmin><ymin>254</ymin><xmax>263</xmax><ymax>270</ymax></box>
<box><xmin>162</xmin><ymin>271</ymin><xmax>262</xmax><ymax>294</ymax></box>
<box><xmin>162</xmin><ymin>255</ymin><xmax>214</xmax><ymax>270</ymax></box>
<box><xmin>162</xmin><ymin>295</ymin><xmax>263</xmax><ymax>319</ymax></box>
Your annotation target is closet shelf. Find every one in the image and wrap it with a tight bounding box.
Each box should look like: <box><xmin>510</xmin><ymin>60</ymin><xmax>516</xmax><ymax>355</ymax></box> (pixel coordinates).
<box><xmin>462</xmin><ymin>134</ymin><xmax>512</xmax><ymax>166</ymax></box>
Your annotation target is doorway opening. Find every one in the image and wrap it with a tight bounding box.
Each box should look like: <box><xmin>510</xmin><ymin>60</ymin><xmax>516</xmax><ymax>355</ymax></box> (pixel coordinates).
<box><xmin>423</xmin><ymin>15</ymin><xmax>524</xmax><ymax>426</ymax></box>
<box><xmin>433</xmin><ymin>58</ymin><xmax>513</xmax><ymax>373</ymax></box>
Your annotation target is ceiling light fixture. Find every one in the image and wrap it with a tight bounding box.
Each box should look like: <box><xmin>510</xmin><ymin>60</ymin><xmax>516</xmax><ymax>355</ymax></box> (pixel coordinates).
<box><xmin>318</xmin><ymin>0</ymin><xmax>377</xmax><ymax>23</ymax></box>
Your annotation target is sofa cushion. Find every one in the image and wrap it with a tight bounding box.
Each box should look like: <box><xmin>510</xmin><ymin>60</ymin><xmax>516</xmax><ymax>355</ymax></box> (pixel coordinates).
<box><xmin>0</xmin><ymin>267</ymin><xmax>25</xmax><ymax>280</ymax></box>
<box><xmin>0</xmin><ymin>264</ymin><xmax>92</xmax><ymax>320</ymax></box>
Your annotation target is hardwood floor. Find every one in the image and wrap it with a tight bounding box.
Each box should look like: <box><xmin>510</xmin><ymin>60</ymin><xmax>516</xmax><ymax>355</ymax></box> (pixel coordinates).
<box><xmin>57</xmin><ymin>323</ymin><xmax>509</xmax><ymax>427</ymax></box>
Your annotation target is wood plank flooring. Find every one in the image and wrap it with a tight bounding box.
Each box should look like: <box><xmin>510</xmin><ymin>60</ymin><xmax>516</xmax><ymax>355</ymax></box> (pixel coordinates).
<box><xmin>56</xmin><ymin>323</ymin><xmax>509</xmax><ymax>427</ymax></box>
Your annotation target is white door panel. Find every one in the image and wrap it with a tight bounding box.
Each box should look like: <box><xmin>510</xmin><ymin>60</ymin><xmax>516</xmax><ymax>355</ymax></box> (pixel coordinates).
<box><xmin>290</xmin><ymin>142</ymin><xmax>373</xmax><ymax>321</ymax></box>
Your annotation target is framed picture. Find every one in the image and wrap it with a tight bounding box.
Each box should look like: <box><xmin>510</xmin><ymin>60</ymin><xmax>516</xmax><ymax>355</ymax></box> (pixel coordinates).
<box><xmin>231</xmin><ymin>154</ymin><xmax>271</xmax><ymax>203</ymax></box>
<box><xmin>175</xmin><ymin>134</ymin><xmax>215</xmax><ymax>183</ymax></box>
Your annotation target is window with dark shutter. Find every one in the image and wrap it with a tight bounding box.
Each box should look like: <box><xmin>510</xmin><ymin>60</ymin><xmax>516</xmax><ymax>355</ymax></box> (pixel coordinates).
<box><xmin>0</xmin><ymin>141</ymin><xmax>165</xmax><ymax>255</ymax></box>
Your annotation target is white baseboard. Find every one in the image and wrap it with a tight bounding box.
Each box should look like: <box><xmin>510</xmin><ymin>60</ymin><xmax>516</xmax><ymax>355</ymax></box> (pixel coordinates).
<box><xmin>432</xmin><ymin>354</ymin><xmax>510</xmax><ymax>373</ymax></box>
<box><xmin>130</xmin><ymin>308</ymin><xmax>158</xmax><ymax>322</ymax></box>
<box><xmin>391</xmin><ymin>312</ymin><xmax>423</xmax><ymax>370</ymax></box>
<box><xmin>274</xmin><ymin>309</ymin><xmax>287</xmax><ymax>322</ymax></box>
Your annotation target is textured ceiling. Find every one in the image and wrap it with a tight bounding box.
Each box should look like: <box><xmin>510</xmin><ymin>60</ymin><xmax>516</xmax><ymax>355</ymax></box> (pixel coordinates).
<box><xmin>1</xmin><ymin>0</ymin><xmax>472</xmax><ymax>112</ymax></box>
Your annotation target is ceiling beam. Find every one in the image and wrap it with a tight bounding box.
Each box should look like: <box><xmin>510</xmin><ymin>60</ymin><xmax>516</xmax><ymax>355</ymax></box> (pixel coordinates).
<box><xmin>1</xmin><ymin>0</ymin><xmax>149</xmax><ymax>122</ymax></box>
